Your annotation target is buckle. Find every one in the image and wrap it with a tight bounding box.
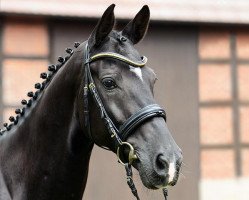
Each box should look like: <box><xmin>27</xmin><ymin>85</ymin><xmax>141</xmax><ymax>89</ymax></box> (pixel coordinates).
<box><xmin>117</xmin><ymin>142</ymin><xmax>138</xmax><ymax>165</ymax></box>
<box><xmin>88</xmin><ymin>83</ymin><xmax>95</xmax><ymax>89</ymax></box>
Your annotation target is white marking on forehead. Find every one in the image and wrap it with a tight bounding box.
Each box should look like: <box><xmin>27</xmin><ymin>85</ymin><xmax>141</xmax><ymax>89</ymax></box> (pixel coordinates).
<box><xmin>129</xmin><ymin>65</ymin><xmax>143</xmax><ymax>81</ymax></box>
<box><xmin>168</xmin><ymin>162</ymin><xmax>176</xmax><ymax>183</ymax></box>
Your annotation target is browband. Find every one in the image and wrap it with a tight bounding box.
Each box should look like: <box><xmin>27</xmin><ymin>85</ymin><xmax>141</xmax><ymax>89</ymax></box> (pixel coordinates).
<box><xmin>85</xmin><ymin>52</ymin><xmax>147</xmax><ymax>67</ymax></box>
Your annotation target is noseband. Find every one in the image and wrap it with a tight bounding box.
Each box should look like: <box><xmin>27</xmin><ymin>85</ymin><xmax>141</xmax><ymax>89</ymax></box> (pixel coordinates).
<box><xmin>83</xmin><ymin>42</ymin><xmax>168</xmax><ymax>200</ymax></box>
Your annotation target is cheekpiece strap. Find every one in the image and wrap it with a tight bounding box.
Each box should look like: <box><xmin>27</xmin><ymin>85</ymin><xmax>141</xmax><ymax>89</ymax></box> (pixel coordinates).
<box><xmin>83</xmin><ymin>43</ymin><xmax>91</xmax><ymax>140</ymax></box>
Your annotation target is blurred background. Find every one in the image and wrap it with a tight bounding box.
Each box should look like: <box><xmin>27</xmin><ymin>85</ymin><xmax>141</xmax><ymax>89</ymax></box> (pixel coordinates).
<box><xmin>0</xmin><ymin>0</ymin><xmax>249</xmax><ymax>200</ymax></box>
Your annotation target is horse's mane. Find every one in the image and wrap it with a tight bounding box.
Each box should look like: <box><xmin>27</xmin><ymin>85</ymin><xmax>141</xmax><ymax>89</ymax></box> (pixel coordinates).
<box><xmin>0</xmin><ymin>42</ymin><xmax>81</xmax><ymax>136</ymax></box>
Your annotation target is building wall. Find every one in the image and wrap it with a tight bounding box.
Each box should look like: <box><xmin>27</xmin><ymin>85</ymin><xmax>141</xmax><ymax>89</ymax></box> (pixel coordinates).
<box><xmin>198</xmin><ymin>27</ymin><xmax>249</xmax><ymax>200</ymax></box>
<box><xmin>0</xmin><ymin>15</ymin><xmax>248</xmax><ymax>200</ymax></box>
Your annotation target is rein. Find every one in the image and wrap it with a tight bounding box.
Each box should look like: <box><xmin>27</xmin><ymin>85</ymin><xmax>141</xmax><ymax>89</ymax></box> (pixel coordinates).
<box><xmin>83</xmin><ymin>42</ymin><xmax>169</xmax><ymax>200</ymax></box>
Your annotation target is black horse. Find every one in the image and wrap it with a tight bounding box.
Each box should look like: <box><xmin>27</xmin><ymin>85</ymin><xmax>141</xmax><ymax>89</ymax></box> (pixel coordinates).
<box><xmin>0</xmin><ymin>4</ymin><xmax>182</xmax><ymax>200</ymax></box>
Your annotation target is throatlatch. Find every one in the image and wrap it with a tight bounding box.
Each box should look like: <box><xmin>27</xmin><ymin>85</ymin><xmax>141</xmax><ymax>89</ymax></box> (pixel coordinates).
<box><xmin>83</xmin><ymin>42</ymin><xmax>168</xmax><ymax>200</ymax></box>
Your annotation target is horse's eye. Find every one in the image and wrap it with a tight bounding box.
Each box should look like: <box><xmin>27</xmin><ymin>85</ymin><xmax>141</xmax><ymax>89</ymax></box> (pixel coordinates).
<box><xmin>102</xmin><ymin>78</ymin><xmax>117</xmax><ymax>90</ymax></box>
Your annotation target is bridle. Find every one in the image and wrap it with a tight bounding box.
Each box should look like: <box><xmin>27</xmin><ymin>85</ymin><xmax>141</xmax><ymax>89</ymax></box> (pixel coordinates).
<box><xmin>83</xmin><ymin>42</ymin><xmax>169</xmax><ymax>200</ymax></box>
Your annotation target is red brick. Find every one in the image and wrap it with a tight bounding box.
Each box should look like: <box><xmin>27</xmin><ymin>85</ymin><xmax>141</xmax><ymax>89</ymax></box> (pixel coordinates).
<box><xmin>199</xmin><ymin>28</ymin><xmax>230</xmax><ymax>59</ymax></box>
<box><xmin>199</xmin><ymin>64</ymin><xmax>231</xmax><ymax>102</ymax></box>
<box><xmin>238</xmin><ymin>65</ymin><xmax>249</xmax><ymax>101</ymax></box>
<box><xmin>2</xmin><ymin>59</ymin><xmax>48</xmax><ymax>105</ymax></box>
<box><xmin>201</xmin><ymin>150</ymin><xmax>235</xmax><ymax>179</ymax></box>
<box><xmin>240</xmin><ymin>106</ymin><xmax>249</xmax><ymax>143</ymax></box>
<box><xmin>3</xmin><ymin>20</ymin><xmax>49</xmax><ymax>56</ymax></box>
<box><xmin>200</xmin><ymin>107</ymin><xmax>233</xmax><ymax>145</ymax></box>
<box><xmin>242</xmin><ymin>149</ymin><xmax>249</xmax><ymax>177</ymax></box>
<box><xmin>237</xmin><ymin>30</ymin><xmax>249</xmax><ymax>59</ymax></box>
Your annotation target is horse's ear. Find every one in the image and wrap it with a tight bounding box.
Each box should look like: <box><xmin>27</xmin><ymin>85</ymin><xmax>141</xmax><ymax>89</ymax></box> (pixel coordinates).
<box><xmin>88</xmin><ymin>4</ymin><xmax>115</xmax><ymax>48</ymax></box>
<box><xmin>121</xmin><ymin>5</ymin><xmax>150</xmax><ymax>44</ymax></box>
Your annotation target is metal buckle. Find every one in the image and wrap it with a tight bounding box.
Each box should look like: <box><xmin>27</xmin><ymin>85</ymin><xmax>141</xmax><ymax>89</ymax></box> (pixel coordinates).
<box><xmin>117</xmin><ymin>142</ymin><xmax>138</xmax><ymax>165</ymax></box>
<box><xmin>89</xmin><ymin>83</ymin><xmax>95</xmax><ymax>89</ymax></box>
<box><xmin>110</xmin><ymin>128</ymin><xmax>116</xmax><ymax>138</ymax></box>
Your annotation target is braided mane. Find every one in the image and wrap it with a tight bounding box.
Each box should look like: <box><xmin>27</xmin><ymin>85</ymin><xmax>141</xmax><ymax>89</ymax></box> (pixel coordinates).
<box><xmin>0</xmin><ymin>42</ymin><xmax>81</xmax><ymax>136</ymax></box>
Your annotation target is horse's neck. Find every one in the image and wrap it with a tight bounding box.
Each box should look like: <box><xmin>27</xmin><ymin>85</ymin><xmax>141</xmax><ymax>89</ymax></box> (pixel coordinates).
<box><xmin>0</xmin><ymin>49</ymin><xmax>94</xmax><ymax>199</ymax></box>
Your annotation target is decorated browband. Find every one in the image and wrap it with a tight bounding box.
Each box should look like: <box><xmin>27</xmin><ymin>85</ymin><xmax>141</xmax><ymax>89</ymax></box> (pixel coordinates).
<box><xmin>85</xmin><ymin>52</ymin><xmax>147</xmax><ymax>68</ymax></box>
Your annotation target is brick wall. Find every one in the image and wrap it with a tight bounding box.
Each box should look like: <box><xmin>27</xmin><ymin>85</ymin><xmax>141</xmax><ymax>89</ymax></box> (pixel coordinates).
<box><xmin>199</xmin><ymin>27</ymin><xmax>249</xmax><ymax>199</ymax></box>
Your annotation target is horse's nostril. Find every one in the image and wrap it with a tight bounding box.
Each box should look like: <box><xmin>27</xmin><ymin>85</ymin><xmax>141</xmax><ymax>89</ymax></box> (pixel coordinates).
<box><xmin>156</xmin><ymin>154</ymin><xmax>169</xmax><ymax>170</ymax></box>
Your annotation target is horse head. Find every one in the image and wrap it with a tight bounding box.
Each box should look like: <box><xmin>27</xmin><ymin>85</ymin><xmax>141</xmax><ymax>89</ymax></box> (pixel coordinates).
<box><xmin>79</xmin><ymin>4</ymin><xmax>183</xmax><ymax>190</ymax></box>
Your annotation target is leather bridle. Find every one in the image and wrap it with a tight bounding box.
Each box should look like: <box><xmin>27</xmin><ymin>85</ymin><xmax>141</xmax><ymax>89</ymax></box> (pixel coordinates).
<box><xmin>83</xmin><ymin>42</ymin><xmax>168</xmax><ymax>200</ymax></box>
